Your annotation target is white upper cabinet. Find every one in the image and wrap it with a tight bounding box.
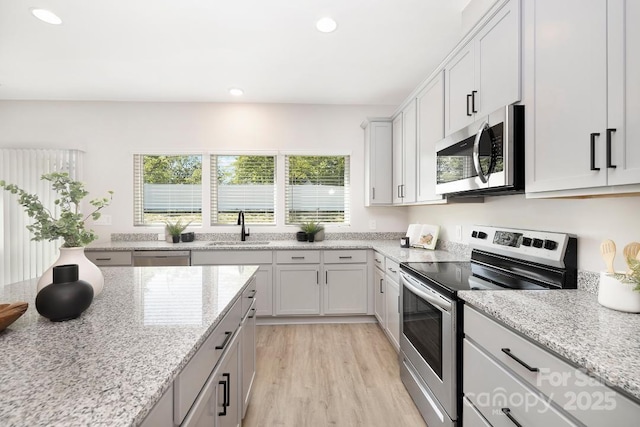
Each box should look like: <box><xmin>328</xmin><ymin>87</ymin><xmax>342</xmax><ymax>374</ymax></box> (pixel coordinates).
<box><xmin>362</xmin><ymin>119</ymin><xmax>393</xmax><ymax>206</ymax></box>
<box><xmin>607</xmin><ymin>0</ymin><xmax>640</xmax><ymax>186</ymax></box>
<box><xmin>392</xmin><ymin>104</ymin><xmax>417</xmax><ymax>205</ymax></box>
<box><xmin>392</xmin><ymin>114</ymin><xmax>404</xmax><ymax>204</ymax></box>
<box><xmin>444</xmin><ymin>0</ymin><xmax>521</xmax><ymax>136</ymax></box>
<box><xmin>416</xmin><ymin>72</ymin><xmax>445</xmax><ymax>203</ymax></box>
<box><xmin>524</xmin><ymin>0</ymin><xmax>640</xmax><ymax>195</ymax></box>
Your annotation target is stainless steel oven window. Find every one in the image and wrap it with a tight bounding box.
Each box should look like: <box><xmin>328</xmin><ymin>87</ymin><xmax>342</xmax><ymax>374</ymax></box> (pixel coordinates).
<box><xmin>402</xmin><ymin>285</ymin><xmax>444</xmax><ymax>379</ymax></box>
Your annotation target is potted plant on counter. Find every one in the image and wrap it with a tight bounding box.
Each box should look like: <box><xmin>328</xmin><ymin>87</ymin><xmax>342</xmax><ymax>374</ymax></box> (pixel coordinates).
<box><xmin>0</xmin><ymin>172</ymin><xmax>113</xmax><ymax>295</ymax></box>
<box><xmin>300</xmin><ymin>221</ymin><xmax>324</xmax><ymax>243</ymax></box>
<box><xmin>165</xmin><ymin>219</ymin><xmax>191</xmax><ymax>243</ymax></box>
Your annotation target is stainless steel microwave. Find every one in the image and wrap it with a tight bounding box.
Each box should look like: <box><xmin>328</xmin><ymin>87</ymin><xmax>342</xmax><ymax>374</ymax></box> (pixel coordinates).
<box><xmin>435</xmin><ymin>105</ymin><xmax>524</xmax><ymax>196</ymax></box>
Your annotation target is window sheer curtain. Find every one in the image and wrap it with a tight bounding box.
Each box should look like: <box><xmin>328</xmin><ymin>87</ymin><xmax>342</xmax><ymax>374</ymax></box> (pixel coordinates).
<box><xmin>0</xmin><ymin>149</ymin><xmax>83</xmax><ymax>286</ymax></box>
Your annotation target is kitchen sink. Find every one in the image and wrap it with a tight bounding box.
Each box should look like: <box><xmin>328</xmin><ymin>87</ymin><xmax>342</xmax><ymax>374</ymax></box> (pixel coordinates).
<box><xmin>206</xmin><ymin>241</ymin><xmax>271</xmax><ymax>246</ymax></box>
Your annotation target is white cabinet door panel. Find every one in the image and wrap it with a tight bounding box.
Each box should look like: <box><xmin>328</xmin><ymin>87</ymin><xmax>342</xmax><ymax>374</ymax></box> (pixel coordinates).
<box><xmin>402</xmin><ymin>102</ymin><xmax>417</xmax><ymax>203</ymax></box>
<box><xmin>445</xmin><ymin>44</ymin><xmax>475</xmax><ymax>136</ymax></box>
<box><xmin>275</xmin><ymin>265</ymin><xmax>320</xmax><ymax>315</ymax></box>
<box><xmin>324</xmin><ymin>264</ymin><xmax>367</xmax><ymax>315</ymax></box>
<box><xmin>416</xmin><ymin>73</ymin><xmax>445</xmax><ymax>203</ymax></box>
<box><xmin>392</xmin><ymin>114</ymin><xmax>404</xmax><ymax>204</ymax></box>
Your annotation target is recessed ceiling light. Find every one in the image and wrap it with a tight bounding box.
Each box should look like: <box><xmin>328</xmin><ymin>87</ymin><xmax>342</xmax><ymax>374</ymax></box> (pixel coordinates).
<box><xmin>316</xmin><ymin>17</ymin><xmax>337</xmax><ymax>33</ymax></box>
<box><xmin>229</xmin><ymin>88</ymin><xmax>244</xmax><ymax>97</ymax></box>
<box><xmin>30</xmin><ymin>8</ymin><xmax>62</xmax><ymax>25</ymax></box>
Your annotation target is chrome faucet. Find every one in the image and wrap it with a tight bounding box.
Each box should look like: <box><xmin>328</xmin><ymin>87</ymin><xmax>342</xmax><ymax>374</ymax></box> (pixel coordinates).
<box><xmin>237</xmin><ymin>211</ymin><xmax>249</xmax><ymax>241</ymax></box>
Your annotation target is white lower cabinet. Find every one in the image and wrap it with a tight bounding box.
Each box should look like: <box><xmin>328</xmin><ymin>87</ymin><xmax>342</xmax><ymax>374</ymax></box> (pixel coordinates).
<box><xmin>384</xmin><ymin>258</ymin><xmax>400</xmax><ymax>352</ymax></box>
<box><xmin>373</xmin><ymin>264</ymin><xmax>385</xmax><ymax>325</ymax></box>
<box><xmin>275</xmin><ymin>250</ymin><xmax>368</xmax><ymax>317</ymax></box>
<box><xmin>464</xmin><ymin>305</ymin><xmax>640</xmax><ymax>426</ymax></box>
<box><xmin>241</xmin><ymin>300</ymin><xmax>256</xmax><ymax>419</ymax></box>
<box><xmin>275</xmin><ymin>264</ymin><xmax>321</xmax><ymax>315</ymax></box>
<box><xmin>182</xmin><ymin>331</ymin><xmax>241</xmax><ymax>427</ymax></box>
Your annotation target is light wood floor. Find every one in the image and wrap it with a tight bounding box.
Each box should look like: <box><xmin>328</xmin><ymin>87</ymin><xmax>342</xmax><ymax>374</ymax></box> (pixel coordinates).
<box><xmin>243</xmin><ymin>323</ymin><xmax>427</xmax><ymax>427</ymax></box>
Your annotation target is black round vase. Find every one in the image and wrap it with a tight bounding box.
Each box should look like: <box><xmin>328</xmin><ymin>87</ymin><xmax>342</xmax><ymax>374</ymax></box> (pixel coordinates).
<box><xmin>172</xmin><ymin>235</ymin><xmax>180</xmax><ymax>243</ymax></box>
<box><xmin>296</xmin><ymin>231</ymin><xmax>308</xmax><ymax>242</ymax></box>
<box><xmin>35</xmin><ymin>264</ymin><xmax>94</xmax><ymax>322</ymax></box>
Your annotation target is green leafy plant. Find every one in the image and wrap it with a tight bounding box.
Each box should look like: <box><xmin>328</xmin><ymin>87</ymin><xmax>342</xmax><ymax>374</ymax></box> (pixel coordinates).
<box><xmin>165</xmin><ymin>219</ymin><xmax>191</xmax><ymax>237</ymax></box>
<box><xmin>0</xmin><ymin>172</ymin><xmax>113</xmax><ymax>248</ymax></box>
<box><xmin>614</xmin><ymin>258</ymin><xmax>640</xmax><ymax>292</ymax></box>
<box><xmin>299</xmin><ymin>221</ymin><xmax>324</xmax><ymax>236</ymax></box>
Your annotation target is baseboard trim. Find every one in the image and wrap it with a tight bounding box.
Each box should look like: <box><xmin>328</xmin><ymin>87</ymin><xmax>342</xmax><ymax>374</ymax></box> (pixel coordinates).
<box><xmin>256</xmin><ymin>315</ymin><xmax>377</xmax><ymax>326</ymax></box>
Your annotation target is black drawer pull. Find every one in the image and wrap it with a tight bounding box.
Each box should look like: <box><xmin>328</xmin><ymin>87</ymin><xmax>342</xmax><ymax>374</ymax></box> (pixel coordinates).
<box><xmin>501</xmin><ymin>408</ymin><xmax>523</xmax><ymax>427</ymax></box>
<box><xmin>501</xmin><ymin>348</ymin><xmax>539</xmax><ymax>372</ymax></box>
<box><xmin>291</xmin><ymin>256</ymin><xmax>305</xmax><ymax>260</ymax></box>
<box><xmin>466</xmin><ymin>93</ymin><xmax>472</xmax><ymax>116</ymax></box>
<box><xmin>95</xmin><ymin>258</ymin><xmax>111</xmax><ymax>261</ymax></box>
<box><xmin>374</xmin><ymin>258</ymin><xmax>381</xmax><ymax>264</ymax></box>
<box><xmin>380</xmin><ymin>278</ymin><xmax>384</xmax><ymax>294</ymax></box>
<box><xmin>247</xmin><ymin>289</ymin><xmax>256</xmax><ymax>298</ymax></box>
<box><xmin>606</xmin><ymin>128</ymin><xmax>617</xmax><ymax>168</ymax></box>
<box><xmin>218</xmin><ymin>373</ymin><xmax>230</xmax><ymax>416</ymax></box>
<box><xmin>590</xmin><ymin>132</ymin><xmax>601</xmax><ymax>171</ymax></box>
<box><xmin>215</xmin><ymin>331</ymin><xmax>233</xmax><ymax>350</ymax></box>
<box><xmin>248</xmin><ymin>308</ymin><xmax>256</xmax><ymax>319</ymax></box>
<box><xmin>339</xmin><ymin>256</ymin><xmax>353</xmax><ymax>259</ymax></box>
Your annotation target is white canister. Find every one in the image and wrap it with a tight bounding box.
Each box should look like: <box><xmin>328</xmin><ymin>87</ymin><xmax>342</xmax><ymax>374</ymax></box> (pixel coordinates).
<box><xmin>598</xmin><ymin>272</ymin><xmax>640</xmax><ymax>313</ymax></box>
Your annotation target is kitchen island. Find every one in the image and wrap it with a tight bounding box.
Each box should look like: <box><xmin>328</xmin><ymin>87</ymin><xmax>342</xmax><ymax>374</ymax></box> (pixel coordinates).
<box><xmin>0</xmin><ymin>265</ymin><xmax>258</xmax><ymax>427</ymax></box>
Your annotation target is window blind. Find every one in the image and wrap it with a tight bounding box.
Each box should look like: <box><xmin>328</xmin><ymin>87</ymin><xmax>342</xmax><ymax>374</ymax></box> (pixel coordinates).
<box><xmin>0</xmin><ymin>149</ymin><xmax>83</xmax><ymax>286</ymax></box>
<box><xmin>284</xmin><ymin>155</ymin><xmax>350</xmax><ymax>225</ymax></box>
<box><xmin>211</xmin><ymin>155</ymin><xmax>276</xmax><ymax>225</ymax></box>
<box><xmin>133</xmin><ymin>154</ymin><xmax>203</xmax><ymax>226</ymax></box>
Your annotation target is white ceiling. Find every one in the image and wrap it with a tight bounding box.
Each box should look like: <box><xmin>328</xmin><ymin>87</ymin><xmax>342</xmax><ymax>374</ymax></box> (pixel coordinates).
<box><xmin>0</xmin><ymin>0</ymin><xmax>468</xmax><ymax>105</ymax></box>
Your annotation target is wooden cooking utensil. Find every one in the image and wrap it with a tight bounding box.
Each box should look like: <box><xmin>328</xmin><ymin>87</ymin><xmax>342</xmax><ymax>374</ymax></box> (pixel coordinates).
<box><xmin>600</xmin><ymin>240</ymin><xmax>617</xmax><ymax>274</ymax></box>
<box><xmin>623</xmin><ymin>242</ymin><xmax>640</xmax><ymax>273</ymax></box>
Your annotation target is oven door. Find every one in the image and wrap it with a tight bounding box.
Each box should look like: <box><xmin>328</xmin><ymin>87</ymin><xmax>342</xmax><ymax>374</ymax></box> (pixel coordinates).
<box><xmin>400</xmin><ymin>272</ymin><xmax>457</xmax><ymax>420</ymax></box>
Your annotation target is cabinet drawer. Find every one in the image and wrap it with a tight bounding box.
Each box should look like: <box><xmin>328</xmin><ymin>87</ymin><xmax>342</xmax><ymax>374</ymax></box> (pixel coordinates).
<box><xmin>174</xmin><ymin>299</ymin><xmax>241</xmax><ymax>425</ymax></box>
<box><xmin>86</xmin><ymin>251</ymin><xmax>132</xmax><ymax>266</ymax></box>
<box><xmin>464</xmin><ymin>306</ymin><xmax>640</xmax><ymax>427</ymax></box>
<box><xmin>373</xmin><ymin>251</ymin><xmax>386</xmax><ymax>271</ymax></box>
<box><xmin>191</xmin><ymin>250</ymin><xmax>272</xmax><ymax>265</ymax></box>
<box><xmin>241</xmin><ymin>276</ymin><xmax>257</xmax><ymax>317</ymax></box>
<box><xmin>276</xmin><ymin>250</ymin><xmax>320</xmax><ymax>264</ymax></box>
<box><xmin>462</xmin><ymin>397</ymin><xmax>491</xmax><ymax>427</ymax></box>
<box><xmin>463</xmin><ymin>338</ymin><xmax>577</xmax><ymax>427</ymax></box>
<box><xmin>385</xmin><ymin>258</ymin><xmax>400</xmax><ymax>283</ymax></box>
<box><xmin>323</xmin><ymin>250</ymin><xmax>367</xmax><ymax>264</ymax></box>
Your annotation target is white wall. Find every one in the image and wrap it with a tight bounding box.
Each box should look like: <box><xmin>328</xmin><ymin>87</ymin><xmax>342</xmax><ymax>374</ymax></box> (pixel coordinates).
<box><xmin>0</xmin><ymin>101</ymin><xmax>407</xmax><ymax>240</ymax></box>
<box><xmin>408</xmin><ymin>195</ymin><xmax>640</xmax><ymax>273</ymax></box>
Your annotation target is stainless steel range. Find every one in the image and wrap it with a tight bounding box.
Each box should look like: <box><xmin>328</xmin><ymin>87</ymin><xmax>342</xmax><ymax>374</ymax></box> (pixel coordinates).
<box><xmin>399</xmin><ymin>226</ymin><xmax>577</xmax><ymax>427</ymax></box>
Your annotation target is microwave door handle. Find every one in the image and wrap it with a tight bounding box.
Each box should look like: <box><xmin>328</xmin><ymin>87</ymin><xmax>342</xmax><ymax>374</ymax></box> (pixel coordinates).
<box><xmin>400</xmin><ymin>274</ymin><xmax>451</xmax><ymax>312</ymax></box>
<box><xmin>473</xmin><ymin>121</ymin><xmax>490</xmax><ymax>184</ymax></box>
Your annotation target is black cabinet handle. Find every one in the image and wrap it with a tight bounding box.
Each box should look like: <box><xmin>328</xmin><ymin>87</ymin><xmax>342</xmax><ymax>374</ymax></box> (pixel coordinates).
<box><xmin>501</xmin><ymin>408</ymin><xmax>523</xmax><ymax>427</ymax></box>
<box><xmin>501</xmin><ymin>348</ymin><xmax>539</xmax><ymax>372</ymax></box>
<box><xmin>215</xmin><ymin>331</ymin><xmax>233</xmax><ymax>350</ymax></box>
<box><xmin>590</xmin><ymin>133</ymin><xmax>601</xmax><ymax>171</ymax></box>
<box><xmin>218</xmin><ymin>373</ymin><xmax>230</xmax><ymax>416</ymax></box>
<box><xmin>316</xmin><ymin>271</ymin><xmax>319</xmax><ymax>285</ymax></box>
<box><xmin>325</xmin><ymin>271</ymin><xmax>328</xmax><ymax>284</ymax></box>
<box><xmin>372</xmin><ymin>187</ymin><xmax>375</xmax><ymax>200</ymax></box>
<box><xmin>292</xmin><ymin>256</ymin><xmax>305</xmax><ymax>260</ymax></box>
<box><xmin>466</xmin><ymin>94</ymin><xmax>472</xmax><ymax>116</ymax></box>
<box><xmin>380</xmin><ymin>278</ymin><xmax>384</xmax><ymax>294</ymax></box>
<box><xmin>247</xmin><ymin>289</ymin><xmax>256</xmax><ymax>299</ymax></box>
<box><xmin>606</xmin><ymin>128</ymin><xmax>617</xmax><ymax>168</ymax></box>
<box><xmin>339</xmin><ymin>256</ymin><xmax>353</xmax><ymax>259</ymax></box>
<box><xmin>374</xmin><ymin>259</ymin><xmax>381</xmax><ymax>264</ymax></box>
<box><xmin>95</xmin><ymin>258</ymin><xmax>111</xmax><ymax>261</ymax></box>
<box><xmin>471</xmin><ymin>90</ymin><xmax>478</xmax><ymax>113</ymax></box>
<box><xmin>248</xmin><ymin>308</ymin><xmax>256</xmax><ymax>319</ymax></box>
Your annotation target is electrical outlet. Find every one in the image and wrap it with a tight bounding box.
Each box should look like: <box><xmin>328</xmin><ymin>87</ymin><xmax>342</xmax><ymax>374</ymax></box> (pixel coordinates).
<box><xmin>456</xmin><ymin>225</ymin><xmax>462</xmax><ymax>241</ymax></box>
<box><xmin>369</xmin><ymin>220</ymin><xmax>377</xmax><ymax>230</ymax></box>
<box><xmin>93</xmin><ymin>214</ymin><xmax>112</xmax><ymax>226</ymax></box>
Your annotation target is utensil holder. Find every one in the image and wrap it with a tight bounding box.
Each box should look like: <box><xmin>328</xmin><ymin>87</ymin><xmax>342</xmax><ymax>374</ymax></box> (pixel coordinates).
<box><xmin>598</xmin><ymin>272</ymin><xmax>640</xmax><ymax>313</ymax></box>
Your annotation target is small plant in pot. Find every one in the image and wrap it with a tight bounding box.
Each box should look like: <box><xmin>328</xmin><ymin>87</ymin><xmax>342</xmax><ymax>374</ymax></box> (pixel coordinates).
<box><xmin>165</xmin><ymin>219</ymin><xmax>191</xmax><ymax>243</ymax></box>
<box><xmin>300</xmin><ymin>221</ymin><xmax>324</xmax><ymax>243</ymax></box>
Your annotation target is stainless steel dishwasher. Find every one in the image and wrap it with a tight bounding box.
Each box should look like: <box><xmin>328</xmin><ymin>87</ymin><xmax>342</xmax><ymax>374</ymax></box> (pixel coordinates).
<box><xmin>132</xmin><ymin>250</ymin><xmax>191</xmax><ymax>266</ymax></box>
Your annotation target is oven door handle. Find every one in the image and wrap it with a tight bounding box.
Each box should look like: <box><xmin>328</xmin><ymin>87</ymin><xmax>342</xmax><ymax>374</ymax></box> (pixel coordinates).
<box><xmin>473</xmin><ymin>121</ymin><xmax>490</xmax><ymax>184</ymax></box>
<box><xmin>400</xmin><ymin>273</ymin><xmax>452</xmax><ymax>312</ymax></box>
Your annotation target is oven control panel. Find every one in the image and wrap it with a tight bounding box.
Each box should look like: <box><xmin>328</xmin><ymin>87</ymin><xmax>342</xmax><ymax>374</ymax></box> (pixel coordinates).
<box><xmin>469</xmin><ymin>226</ymin><xmax>574</xmax><ymax>268</ymax></box>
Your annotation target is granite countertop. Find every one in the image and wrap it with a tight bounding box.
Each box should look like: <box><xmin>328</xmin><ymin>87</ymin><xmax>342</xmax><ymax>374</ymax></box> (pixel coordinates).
<box><xmin>0</xmin><ymin>265</ymin><xmax>259</xmax><ymax>427</ymax></box>
<box><xmin>459</xmin><ymin>290</ymin><xmax>640</xmax><ymax>402</ymax></box>
<box><xmin>86</xmin><ymin>239</ymin><xmax>469</xmax><ymax>264</ymax></box>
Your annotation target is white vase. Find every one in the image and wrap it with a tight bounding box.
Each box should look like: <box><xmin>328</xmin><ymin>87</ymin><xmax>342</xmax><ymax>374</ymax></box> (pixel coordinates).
<box><xmin>37</xmin><ymin>247</ymin><xmax>104</xmax><ymax>296</ymax></box>
<box><xmin>598</xmin><ymin>272</ymin><xmax>640</xmax><ymax>313</ymax></box>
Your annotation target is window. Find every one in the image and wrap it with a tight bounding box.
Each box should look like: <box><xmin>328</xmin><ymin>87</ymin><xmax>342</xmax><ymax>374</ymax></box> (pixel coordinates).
<box><xmin>285</xmin><ymin>155</ymin><xmax>350</xmax><ymax>225</ymax></box>
<box><xmin>134</xmin><ymin>154</ymin><xmax>202</xmax><ymax>225</ymax></box>
<box><xmin>211</xmin><ymin>155</ymin><xmax>276</xmax><ymax>225</ymax></box>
